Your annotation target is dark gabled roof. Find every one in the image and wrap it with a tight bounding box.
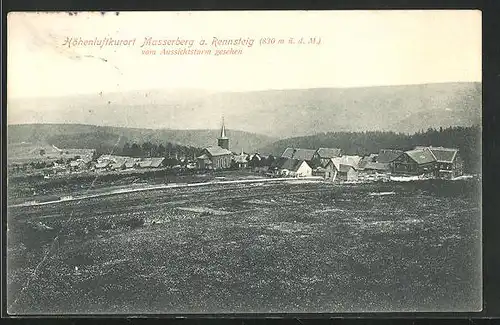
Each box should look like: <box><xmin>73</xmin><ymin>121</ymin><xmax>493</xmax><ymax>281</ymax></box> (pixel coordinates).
<box><xmin>338</xmin><ymin>164</ymin><xmax>355</xmax><ymax>173</ymax></box>
<box><xmin>204</xmin><ymin>146</ymin><xmax>232</xmax><ymax>157</ymax></box>
<box><xmin>357</xmin><ymin>154</ymin><xmax>378</xmax><ymax>169</ymax></box>
<box><xmin>363</xmin><ymin>162</ymin><xmax>390</xmax><ymax>171</ymax></box>
<box><xmin>248</xmin><ymin>153</ymin><xmax>262</xmax><ymax>161</ymax></box>
<box><xmin>357</xmin><ymin>157</ymin><xmax>369</xmax><ymax>169</ymax></box>
<box><xmin>124</xmin><ymin>159</ymin><xmax>138</xmax><ymax>168</ymax></box>
<box><xmin>315</xmin><ymin>148</ymin><xmax>342</xmax><ymax>159</ymax></box>
<box><xmin>111</xmin><ymin>161</ymin><xmax>125</xmax><ymax>169</ymax></box>
<box><xmin>270</xmin><ymin>157</ymin><xmax>285</xmax><ymax>169</ymax></box>
<box><xmin>428</xmin><ymin>147</ymin><xmax>459</xmax><ymax>163</ymax></box>
<box><xmin>197</xmin><ymin>154</ymin><xmax>210</xmax><ymax>160</ymax></box>
<box><xmin>281</xmin><ymin>148</ymin><xmax>296</xmax><ymax>158</ymax></box>
<box><xmin>405</xmin><ymin>148</ymin><xmax>436</xmax><ymax>164</ymax></box>
<box><xmin>293</xmin><ymin>149</ymin><xmax>316</xmax><ymax>161</ymax></box>
<box><xmin>377</xmin><ymin>149</ymin><xmax>403</xmax><ymax>163</ymax></box>
<box><xmin>98</xmin><ymin>154</ymin><xmax>128</xmax><ymax>164</ymax></box>
<box><xmin>280</xmin><ymin>148</ymin><xmax>316</xmax><ymax>161</ymax></box>
<box><xmin>150</xmin><ymin>157</ymin><xmax>165</xmax><ymax>167</ymax></box>
<box><xmin>139</xmin><ymin>159</ymin><xmax>152</xmax><ymax>168</ymax></box>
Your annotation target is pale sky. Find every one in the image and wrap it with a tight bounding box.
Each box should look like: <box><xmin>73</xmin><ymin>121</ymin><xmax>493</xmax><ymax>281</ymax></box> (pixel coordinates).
<box><xmin>8</xmin><ymin>10</ymin><xmax>481</xmax><ymax>98</ymax></box>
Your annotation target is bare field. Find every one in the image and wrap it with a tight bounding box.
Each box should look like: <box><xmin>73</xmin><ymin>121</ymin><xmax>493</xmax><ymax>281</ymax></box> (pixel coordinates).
<box><xmin>7</xmin><ymin>178</ymin><xmax>481</xmax><ymax>314</ymax></box>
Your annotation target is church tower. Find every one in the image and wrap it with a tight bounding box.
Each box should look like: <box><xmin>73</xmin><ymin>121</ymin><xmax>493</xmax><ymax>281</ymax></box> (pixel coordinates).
<box><xmin>218</xmin><ymin>117</ymin><xmax>229</xmax><ymax>150</ymax></box>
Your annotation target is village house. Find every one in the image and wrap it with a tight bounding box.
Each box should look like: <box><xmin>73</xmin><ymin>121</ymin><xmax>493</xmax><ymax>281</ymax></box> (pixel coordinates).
<box><xmin>376</xmin><ymin>149</ymin><xmax>403</xmax><ymax>172</ymax></box>
<box><xmin>324</xmin><ymin>159</ymin><xmax>359</xmax><ymax>183</ymax></box>
<box><xmin>272</xmin><ymin>157</ymin><xmax>312</xmax><ymax>177</ymax></box>
<box><xmin>124</xmin><ymin>158</ymin><xmax>140</xmax><ymax>169</ymax></box>
<box><xmin>150</xmin><ymin>157</ymin><xmax>165</xmax><ymax>168</ymax></box>
<box><xmin>136</xmin><ymin>157</ymin><xmax>165</xmax><ymax>169</ymax></box>
<box><xmin>247</xmin><ymin>153</ymin><xmax>263</xmax><ymax>168</ymax></box>
<box><xmin>233</xmin><ymin>150</ymin><xmax>249</xmax><ymax>169</ymax></box>
<box><xmin>312</xmin><ymin>166</ymin><xmax>327</xmax><ymax>177</ymax></box>
<box><xmin>97</xmin><ymin>154</ymin><xmax>127</xmax><ymax>165</ymax></box>
<box><xmin>332</xmin><ymin>155</ymin><xmax>362</xmax><ymax>169</ymax></box>
<box><xmin>95</xmin><ymin>155</ymin><xmax>165</xmax><ymax>171</ymax></box>
<box><xmin>111</xmin><ymin>161</ymin><xmax>126</xmax><ymax>171</ymax></box>
<box><xmin>138</xmin><ymin>159</ymin><xmax>152</xmax><ymax>168</ymax></box>
<box><xmin>323</xmin><ymin>156</ymin><xmax>361</xmax><ymax>183</ymax></box>
<box><xmin>358</xmin><ymin>154</ymin><xmax>378</xmax><ymax>169</ymax></box>
<box><xmin>358</xmin><ymin>161</ymin><xmax>390</xmax><ymax>173</ymax></box>
<box><xmin>357</xmin><ymin>153</ymin><xmax>390</xmax><ymax>178</ymax></box>
<box><xmin>94</xmin><ymin>160</ymin><xmax>111</xmax><ymax>171</ymax></box>
<box><xmin>69</xmin><ymin>160</ymin><xmax>85</xmax><ymax>171</ymax></box>
<box><xmin>337</xmin><ymin>164</ymin><xmax>359</xmax><ymax>182</ymax></box>
<box><xmin>280</xmin><ymin>148</ymin><xmax>317</xmax><ymax>168</ymax></box>
<box><xmin>311</xmin><ymin>147</ymin><xmax>343</xmax><ymax>167</ymax></box>
<box><xmin>97</xmin><ymin>154</ymin><xmax>128</xmax><ymax>171</ymax></box>
<box><xmin>392</xmin><ymin>147</ymin><xmax>437</xmax><ymax>176</ymax></box>
<box><xmin>377</xmin><ymin>149</ymin><xmax>403</xmax><ymax>164</ymax></box>
<box><xmin>68</xmin><ymin>155</ymin><xmax>93</xmax><ymax>171</ymax></box>
<box><xmin>427</xmin><ymin>147</ymin><xmax>463</xmax><ymax>179</ymax></box>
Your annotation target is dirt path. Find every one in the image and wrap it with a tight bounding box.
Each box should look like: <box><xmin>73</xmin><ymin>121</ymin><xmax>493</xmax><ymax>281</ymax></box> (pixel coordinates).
<box><xmin>8</xmin><ymin>177</ymin><xmax>324</xmax><ymax>208</ymax></box>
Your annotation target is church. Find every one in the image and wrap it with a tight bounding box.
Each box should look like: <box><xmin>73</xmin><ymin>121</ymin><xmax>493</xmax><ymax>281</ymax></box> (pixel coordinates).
<box><xmin>196</xmin><ymin>118</ymin><xmax>233</xmax><ymax>170</ymax></box>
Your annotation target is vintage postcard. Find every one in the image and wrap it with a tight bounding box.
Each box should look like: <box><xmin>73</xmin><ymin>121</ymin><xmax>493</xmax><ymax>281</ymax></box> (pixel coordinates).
<box><xmin>6</xmin><ymin>10</ymin><xmax>482</xmax><ymax>314</ymax></box>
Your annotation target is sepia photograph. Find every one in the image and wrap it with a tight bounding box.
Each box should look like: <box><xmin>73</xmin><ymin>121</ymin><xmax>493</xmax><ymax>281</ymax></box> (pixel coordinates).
<box><xmin>6</xmin><ymin>10</ymin><xmax>482</xmax><ymax>314</ymax></box>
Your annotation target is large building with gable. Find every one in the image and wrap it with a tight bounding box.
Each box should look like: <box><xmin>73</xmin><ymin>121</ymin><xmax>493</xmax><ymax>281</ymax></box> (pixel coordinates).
<box><xmin>392</xmin><ymin>146</ymin><xmax>463</xmax><ymax>178</ymax></box>
<box><xmin>197</xmin><ymin>118</ymin><xmax>233</xmax><ymax>170</ymax></box>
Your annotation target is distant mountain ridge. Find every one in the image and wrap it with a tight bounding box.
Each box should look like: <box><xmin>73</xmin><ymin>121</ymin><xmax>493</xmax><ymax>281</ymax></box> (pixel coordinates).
<box><xmin>7</xmin><ymin>124</ymin><xmax>277</xmax><ymax>153</ymax></box>
<box><xmin>8</xmin><ymin>82</ymin><xmax>481</xmax><ymax>137</ymax></box>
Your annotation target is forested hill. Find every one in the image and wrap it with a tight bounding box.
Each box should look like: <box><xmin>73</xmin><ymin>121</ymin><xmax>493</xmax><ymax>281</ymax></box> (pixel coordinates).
<box><xmin>259</xmin><ymin>126</ymin><xmax>481</xmax><ymax>173</ymax></box>
<box><xmin>7</xmin><ymin>124</ymin><xmax>277</xmax><ymax>153</ymax></box>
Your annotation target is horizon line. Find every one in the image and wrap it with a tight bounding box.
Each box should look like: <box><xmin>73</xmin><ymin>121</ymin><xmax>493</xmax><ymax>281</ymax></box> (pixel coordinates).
<box><xmin>7</xmin><ymin>122</ymin><xmax>481</xmax><ymax>138</ymax></box>
<box><xmin>8</xmin><ymin>80</ymin><xmax>482</xmax><ymax>100</ymax></box>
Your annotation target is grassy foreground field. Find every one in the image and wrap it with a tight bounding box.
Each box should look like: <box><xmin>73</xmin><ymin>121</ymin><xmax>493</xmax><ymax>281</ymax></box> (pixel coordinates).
<box><xmin>7</xmin><ymin>178</ymin><xmax>481</xmax><ymax>314</ymax></box>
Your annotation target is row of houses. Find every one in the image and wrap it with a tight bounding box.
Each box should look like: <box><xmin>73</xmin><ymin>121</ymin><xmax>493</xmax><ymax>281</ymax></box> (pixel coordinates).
<box><xmin>93</xmin><ymin>155</ymin><xmax>166</xmax><ymax>171</ymax></box>
<box><xmin>270</xmin><ymin>146</ymin><xmax>463</xmax><ymax>182</ymax></box>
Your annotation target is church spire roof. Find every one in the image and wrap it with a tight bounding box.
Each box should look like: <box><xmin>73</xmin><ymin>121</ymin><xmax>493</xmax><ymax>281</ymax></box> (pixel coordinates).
<box><xmin>219</xmin><ymin>116</ymin><xmax>228</xmax><ymax>139</ymax></box>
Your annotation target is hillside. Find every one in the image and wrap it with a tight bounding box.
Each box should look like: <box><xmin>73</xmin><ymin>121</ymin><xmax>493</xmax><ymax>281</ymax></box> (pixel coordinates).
<box><xmin>8</xmin><ymin>82</ymin><xmax>481</xmax><ymax>138</ymax></box>
<box><xmin>7</xmin><ymin>124</ymin><xmax>277</xmax><ymax>153</ymax></box>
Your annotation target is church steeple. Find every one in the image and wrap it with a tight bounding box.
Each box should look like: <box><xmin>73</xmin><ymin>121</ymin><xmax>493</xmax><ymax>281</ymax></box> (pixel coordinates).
<box><xmin>218</xmin><ymin>116</ymin><xmax>229</xmax><ymax>150</ymax></box>
<box><xmin>220</xmin><ymin>117</ymin><xmax>228</xmax><ymax>139</ymax></box>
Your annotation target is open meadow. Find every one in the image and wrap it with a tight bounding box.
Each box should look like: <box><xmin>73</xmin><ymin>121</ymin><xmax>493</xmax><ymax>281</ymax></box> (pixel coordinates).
<box><xmin>7</xmin><ymin>177</ymin><xmax>482</xmax><ymax>314</ymax></box>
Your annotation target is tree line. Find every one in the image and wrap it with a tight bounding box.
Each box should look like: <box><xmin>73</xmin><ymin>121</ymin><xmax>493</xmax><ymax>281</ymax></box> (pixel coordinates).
<box><xmin>121</xmin><ymin>142</ymin><xmax>201</xmax><ymax>161</ymax></box>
